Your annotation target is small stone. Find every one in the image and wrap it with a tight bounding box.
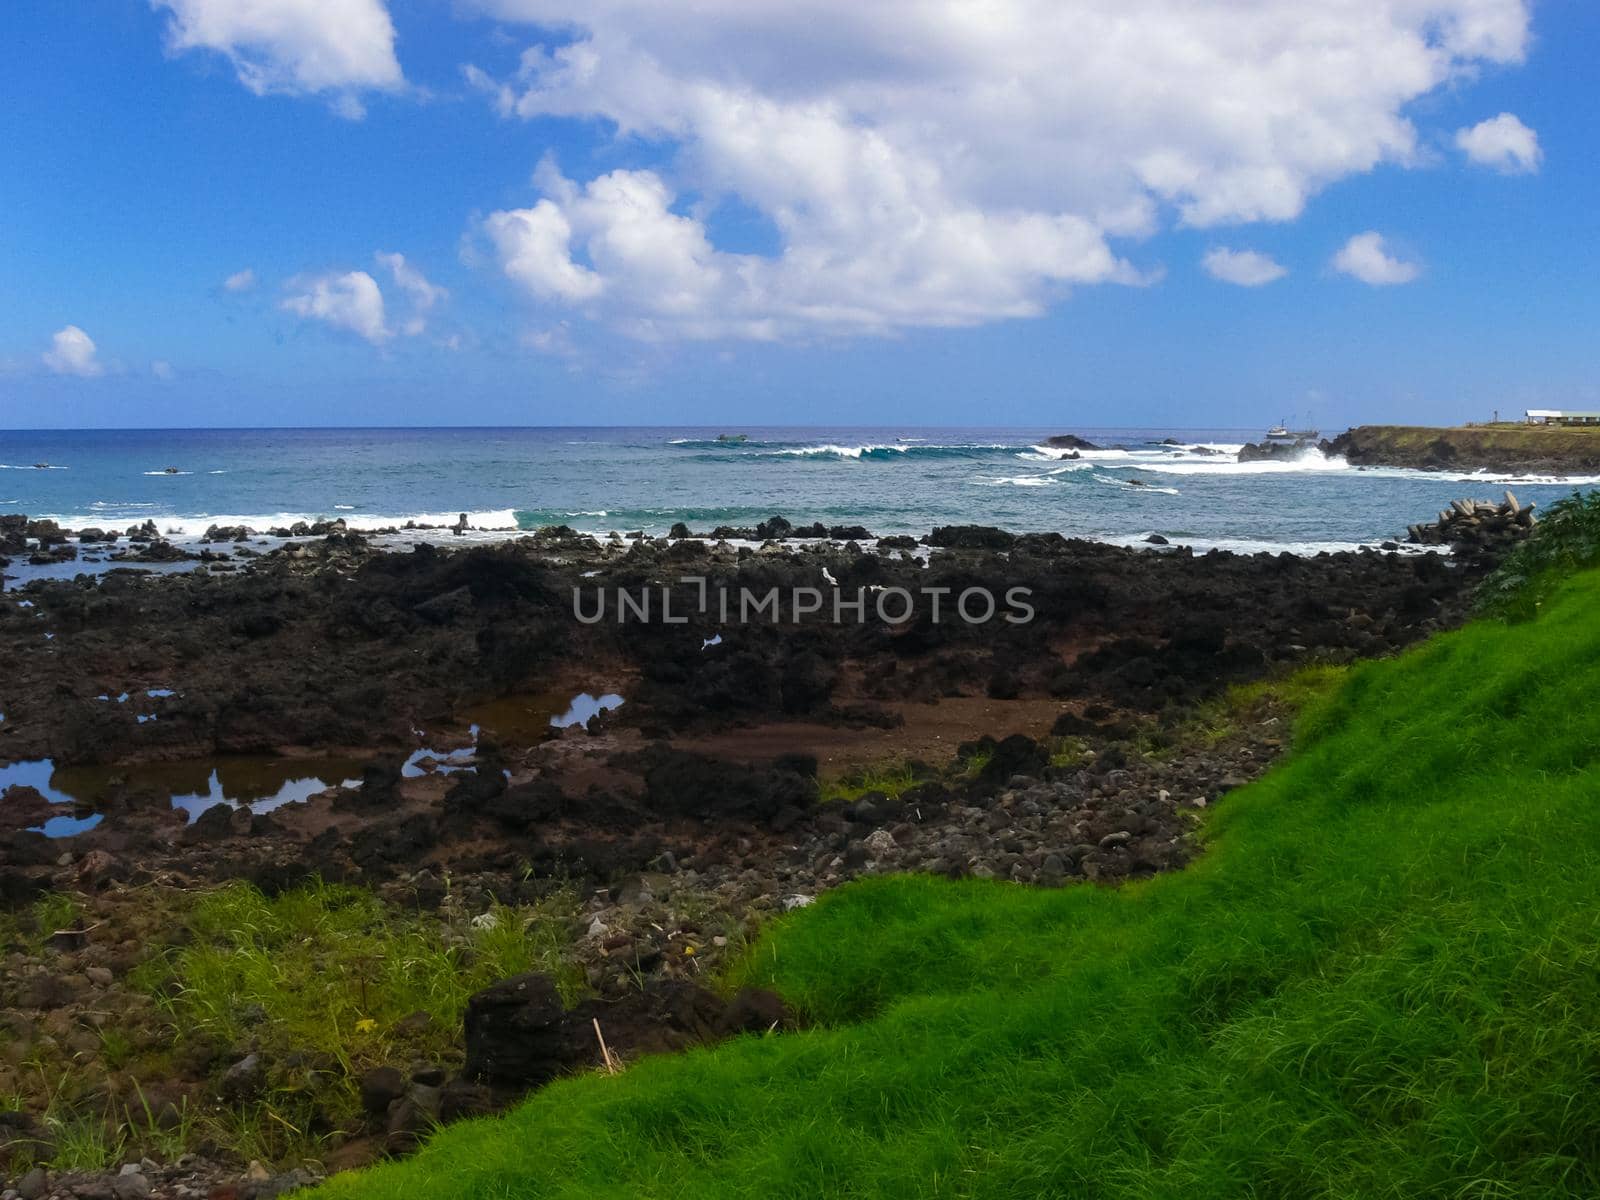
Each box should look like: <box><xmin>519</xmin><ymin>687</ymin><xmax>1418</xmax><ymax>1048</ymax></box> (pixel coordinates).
<box><xmin>410</xmin><ymin>1063</ymin><xmax>446</xmax><ymax>1087</ymax></box>
<box><xmin>1099</xmin><ymin>831</ymin><xmax>1133</xmax><ymax>849</ymax></box>
<box><xmin>862</xmin><ymin>830</ymin><xmax>898</xmax><ymax>857</ymax></box>
<box><xmin>16</xmin><ymin>1168</ymin><xmax>48</xmax><ymax>1200</ymax></box>
<box><xmin>243</xmin><ymin>1161</ymin><xmax>272</xmax><ymax>1184</ymax></box>
<box><xmin>112</xmin><ymin>1172</ymin><xmax>151</xmax><ymax>1200</ymax></box>
<box><xmin>86</xmin><ymin>966</ymin><xmax>115</xmax><ymax>986</ymax></box>
<box><xmin>358</xmin><ymin>1065</ymin><xmax>406</xmax><ymax>1116</ymax></box>
<box><xmin>220</xmin><ymin>1053</ymin><xmax>265</xmax><ymax>1101</ymax></box>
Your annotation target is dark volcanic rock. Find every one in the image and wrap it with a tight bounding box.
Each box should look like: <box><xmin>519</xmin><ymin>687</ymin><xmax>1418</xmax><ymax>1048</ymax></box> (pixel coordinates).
<box><xmin>928</xmin><ymin>525</ymin><xmax>1016</xmax><ymax>550</ymax></box>
<box><xmin>0</xmin><ymin>786</ymin><xmax>56</xmax><ymax>834</ymax></box>
<box><xmin>463</xmin><ymin>971</ymin><xmax>790</xmax><ymax>1088</ymax></box>
<box><xmin>1237</xmin><ymin>440</ymin><xmax>1312</xmax><ymax>463</ymax></box>
<box><xmin>462</xmin><ymin>972</ymin><xmax>576</xmax><ymax>1087</ymax></box>
<box><xmin>639</xmin><ymin>749</ymin><xmax>816</xmax><ymax>826</ymax></box>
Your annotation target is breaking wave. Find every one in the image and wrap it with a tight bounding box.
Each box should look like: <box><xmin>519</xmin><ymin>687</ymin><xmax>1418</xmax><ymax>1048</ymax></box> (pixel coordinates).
<box><xmin>670</xmin><ymin>438</ymin><xmax>1019</xmax><ymax>462</ymax></box>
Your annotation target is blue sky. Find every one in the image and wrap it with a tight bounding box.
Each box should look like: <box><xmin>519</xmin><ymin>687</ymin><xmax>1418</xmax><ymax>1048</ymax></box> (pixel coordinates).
<box><xmin>0</xmin><ymin>0</ymin><xmax>1594</xmax><ymax>430</ymax></box>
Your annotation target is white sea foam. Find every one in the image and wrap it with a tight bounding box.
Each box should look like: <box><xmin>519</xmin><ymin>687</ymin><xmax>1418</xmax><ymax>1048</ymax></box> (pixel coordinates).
<box><xmin>766</xmin><ymin>443</ymin><xmax>1012</xmax><ymax>459</ymax></box>
<box><xmin>1092</xmin><ymin>473</ymin><xmax>1180</xmax><ymax>495</ymax></box>
<box><xmin>143</xmin><ymin>470</ymin><xmax>193</xmax><ymax>476</ymax></box>
<box><xmin>25</xmin><ymin>508</ymin><xmax>524</xmax><ymax>538</ymax></box>
<box><xmin>975</xmin><ymin>474</ymin><xmax>1055</xmax><ymax>487</ymax></box>
<box><xmin>770</xmin><ymin>443</ymin><xmax>908</xmax><ymax>458</ymax></box>
<box><xmin>1102</xmin><ymin>531</ymin><xmax>1445</xmax><ymax>557</ymax></box>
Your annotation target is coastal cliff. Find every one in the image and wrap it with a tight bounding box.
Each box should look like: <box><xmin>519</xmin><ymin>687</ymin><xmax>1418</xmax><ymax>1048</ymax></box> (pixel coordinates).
<box><xmin>1326</xmin><ymin>424</ymin><xmax>1600</xmax><ymax>474</ymax></box>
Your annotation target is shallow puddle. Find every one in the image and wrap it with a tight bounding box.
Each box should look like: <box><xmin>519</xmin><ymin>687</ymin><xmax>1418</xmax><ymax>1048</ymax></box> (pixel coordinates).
<box><xmin>551</xmin><ymin>691</ymin><xmax>625</xmax><ymax>728</ymax></box>
<box><xmin>403</xmin><ymin>725</ymin><xmax>481</xmax><ymax>778</ymax></box>
<box><xmin>0</xmin><ymin>754</ymin><xmax>366</xmax><ymax>835</ymax></box>
<box><xmin>465</xmin><ymin>689</ymin><xmax>627</xmax><ymax>741</ymax></box>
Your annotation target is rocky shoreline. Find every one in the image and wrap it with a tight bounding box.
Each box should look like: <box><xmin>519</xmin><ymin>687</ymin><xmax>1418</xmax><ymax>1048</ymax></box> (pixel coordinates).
<box><xmin>1322</xmin><ymin>424</ymin><xmax>1600</xmax><ymax>475</ymax></box>
<box><xmin>1</xmin><ymin>512</ymin><xmax>1518</xmax><ymax>1196</ymax></box>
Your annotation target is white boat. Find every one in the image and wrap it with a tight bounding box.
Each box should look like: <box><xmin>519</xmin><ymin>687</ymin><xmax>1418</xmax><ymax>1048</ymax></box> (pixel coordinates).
<box><xmin>1265</xmin><ymin>419</ymin><xmax>1318</xmax><ymax>442</ymax></box>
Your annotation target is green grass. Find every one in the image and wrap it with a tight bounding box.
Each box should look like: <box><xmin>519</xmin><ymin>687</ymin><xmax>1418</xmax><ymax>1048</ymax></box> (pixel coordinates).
<box><xmin>1349</xmin><ymin>423</ymin><xmax>1600</xmax><ymax>454</ymax></box>
<box><xmin>27</xmin><ymin>892</ymin><xmax>83</xmax><ymax>952</ymax></box>
<box><xmin>43</xmin><ymin>1114</ymin><xmax>126</xmax><ymax>1172</ymax></box>
<box><xmin>318</xmin><ymin>568</ymin><xmax>1600</xmax><ymax>1199</ymax></box>
<box><xmin>816</xmin><ymin>762</ymin><xmax>924</xmax><ymax>805</ymax></box>
<box><xmin>119</xmin><ymin>880</ymin><xmax>585</xmax><ymax>1164</ymax></box>
<box><xmin>1179</xmin><ymin>660</ymin><xmax>1351</xmax><ymax>747</ymax></box>
<box><xmin>143</xmin><ymin>880</ymin><xmax>585</xmax><ymax>1075</ymax></box>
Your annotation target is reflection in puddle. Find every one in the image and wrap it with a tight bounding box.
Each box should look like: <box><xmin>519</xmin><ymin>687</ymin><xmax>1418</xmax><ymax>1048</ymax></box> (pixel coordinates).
<box><xmin>403</xmin><ymin>725</ymin><xmax>480</xmax><ymax>778</ymax></box>
<box><xmin>0</xmin><ymin>758</ymin><xmax>75</xmax><ymax>804</ymax></box>
<box><xmin>464</xmin><ymin>689</ymin><xmax>629</xmax><ymax>742</ymax></box>
<box><xmin>1</xmin><ymin>754</ymin><xmax>366</xmax><ymax>834</ymax></box>
<box><xmin>39</xmin><ymin>812</ymin><xmax>104</xmax><ymax>837</ymax></box>
<box><xmin>0</xmin><ymin>758</ymin><xmax>103</xmax><ymax>837</ymax></box>
<box><xmin>169</xmin><ymin>767</ymin><xmax>361</xmax><ymax>821</ymax></box>
<box><xmin>551</xmin><ymin>692</ymin><xmax>625</xmax><ymax>729</ymax></box>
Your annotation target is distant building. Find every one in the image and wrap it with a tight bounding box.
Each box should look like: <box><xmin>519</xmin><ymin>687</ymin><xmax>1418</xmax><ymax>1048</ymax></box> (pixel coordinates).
<box><xmin>1526</xmin><ymin>409</ymin><xmax>1600</xmax><ymax>426</ymax></box>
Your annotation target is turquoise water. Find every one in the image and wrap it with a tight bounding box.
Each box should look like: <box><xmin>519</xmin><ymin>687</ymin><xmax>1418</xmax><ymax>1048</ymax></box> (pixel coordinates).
<box><xmin>1</xmin><ymin>426</ymin><xmax>1593</xmax><ymax>553</ymax></box>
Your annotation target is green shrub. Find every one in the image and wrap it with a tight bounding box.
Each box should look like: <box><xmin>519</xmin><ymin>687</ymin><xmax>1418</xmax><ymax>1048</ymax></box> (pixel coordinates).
<box><xmin>1479</xmin><ymin>488</ymin><xmax>1600</xmax><ymax>619</ymax></box>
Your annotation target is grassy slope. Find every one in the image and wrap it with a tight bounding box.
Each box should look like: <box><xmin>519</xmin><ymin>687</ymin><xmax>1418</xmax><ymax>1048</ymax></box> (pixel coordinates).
<box><xmin>320</xmin><ymin>571</ymin><xmax>1600</xmax><ymax>1199</ymax></box>
<box><xmin>1340</xmin><ymin>423</ymin><xmax>1600</xmax><ymax>466</ymax></box>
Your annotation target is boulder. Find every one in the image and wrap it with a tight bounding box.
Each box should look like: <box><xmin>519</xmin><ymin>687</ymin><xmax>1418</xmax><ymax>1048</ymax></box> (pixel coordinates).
<box><xmin>928</xmin><ymin>525</ymin><xmax>1016</xmax><ymax>550</ymax></box>
<box><xmin>358</xmin><ymin>1065</ymin><xmax>407</xmax><ymax>1116</ymax></box>
<box><xmin>462</xmin><ymin>972</ymin><xmax>571</xmax><ymax>1086</ymax></box>
<box><xmin>1043</xmin><ymin>434</ymin><xmax>1100</xmax><ymax>451</ymax></box>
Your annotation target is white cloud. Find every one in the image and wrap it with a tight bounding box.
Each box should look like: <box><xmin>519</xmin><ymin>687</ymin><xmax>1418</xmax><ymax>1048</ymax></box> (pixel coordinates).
<box><xmin>152</xmin><ymin>0</ymin><xmax>402</xmax><ymax>113</ymax></box>
<box><xmin>1455</xmin><ymin>112</ymin><xmax>1541</xmax><ymax>174</ymax></box>
<box><xmin>1332</xmin><ymin>232</ymin><xmax>1422</xmax><ymax>286</ymax></box>
<box><xmin>375</xmin><ymin>252</ymin><xmax>448</xmax><ymax>335</ymax></box>
<box><xmin>223</xmin><ymin>267</ymin><xmax>258</xmax><ymax>293</ymax></box>
<box><xmin>1202</xmin><ymin>248</ymin><xmax>1288</xmax><ymax>287</ymax></box>
<box><xmin>467</xmin><ymin>0</ymin><xmax>1528</xmax><ymax>338</ymax></box>
<box><xmin>484</xmin><ymin>200</ymin><xmax>604</xmax><ymax>303</ymax></box>
<box><xmin>42</xmin><ymin>326</ymin><xmax>105</xmax><ymax>377</ymax></box>
<box><xmin>151</xmin><ymin>360</ymin><xmax>177</xmax><ymax>380</ymax></box>
<box><xmin>281</xmin><ymin>257</ymin><xmax>444</xmax><ymax>342</ymax></box>
<box><xmin>282</xmin><ymin>270</ymin><xmax>390</xmax><ymax>342</ymax></box>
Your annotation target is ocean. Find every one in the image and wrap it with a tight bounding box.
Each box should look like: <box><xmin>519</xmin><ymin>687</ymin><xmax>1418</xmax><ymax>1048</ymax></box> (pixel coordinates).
<box><xmin>2</xmin><ymin>425</ymin><xmax>1595</xmax><ymax>557</ymax></box>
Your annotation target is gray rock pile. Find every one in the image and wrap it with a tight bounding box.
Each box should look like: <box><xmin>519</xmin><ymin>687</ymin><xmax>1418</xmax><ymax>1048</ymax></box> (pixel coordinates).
<box><xmin>1406</xmin><ymin>491</ymin><xmax>1535</xmax><ymax>552</ymax></box>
